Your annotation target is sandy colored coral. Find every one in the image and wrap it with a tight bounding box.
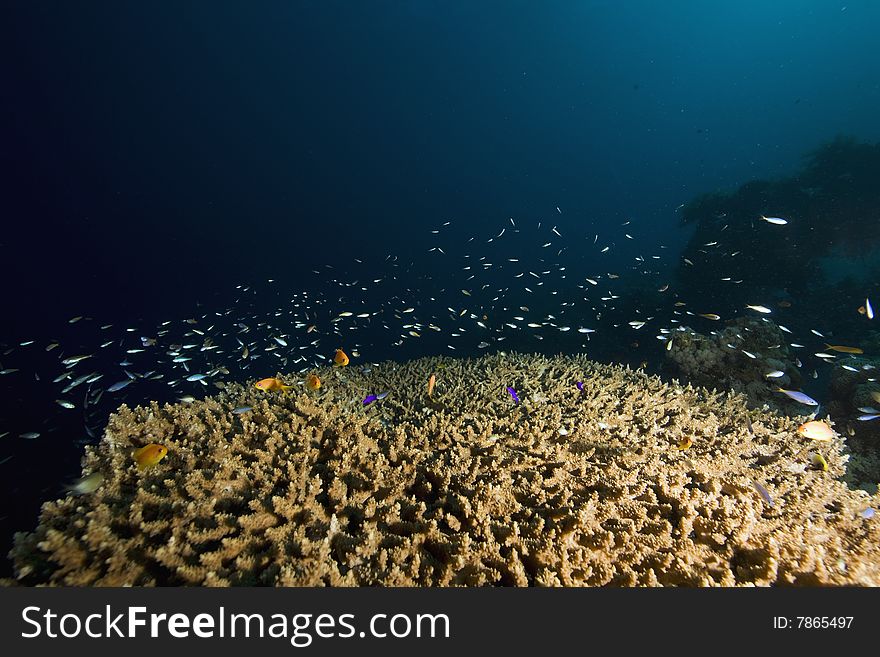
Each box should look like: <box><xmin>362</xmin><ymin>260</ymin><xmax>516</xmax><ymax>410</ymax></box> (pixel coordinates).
<box><xmin>8</xmin><ymin>353</ymin><xmax>880</xmax><ymax>586</ymax></box>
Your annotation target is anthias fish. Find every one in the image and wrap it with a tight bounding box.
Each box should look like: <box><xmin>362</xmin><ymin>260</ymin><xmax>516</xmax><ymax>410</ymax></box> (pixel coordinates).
<box><xmin>824</xmin><ymin>344</ymin><xmax>863</xmax><ymax>354</ymax></box>
<box><xmin>133</xmin><ymin>444</ymin><xmax>168</xmax><ymax>471</ymax></box>
<box><xmin>255</xmin><ymin>377</ymin><xmax>293</xmax><ymax>392</ymax></box>
<box><xmin>333</xmin><ymin>349</ymin><xmax>350</xmax><ymax>366</ymax></box>
<box><xmin>797</xmin><ymin>420</ymin><xmax>835</xmax><ymax>441</ymax></box>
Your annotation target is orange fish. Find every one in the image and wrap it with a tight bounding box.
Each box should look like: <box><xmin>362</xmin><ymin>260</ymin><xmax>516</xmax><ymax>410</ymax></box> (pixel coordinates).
<box><xmin>427</xmin><ymin>373</ymin><xmax>436</xmax><ymax>398</ymax></box>
<box><xmin>797</xmin><ymin>420</ymin><xmax>835</xmax><ymax>442</ymax></box>
<box><xmin>333</xmin><ymin>349</ymin><xmax>350</xmax><ymax>367</ymax></box>
<box><xmin>133</xmin><ymin>444</ymin><xmax>168</xmax><ymax>470</ymax></box>
<box><xmin>675</xmin><ymin>437</ymin><xmax>692</xmax><ymax>450</ymax></box>
<box><xmin>824</xmin><ymin>344</ymin><xmax>864</xmax><ymax>354</ymax></box>
<box><xmin>306</xmin><ymin>373</ymin><xmax>321</xmax><ymax>391</ymax></box>
<box><xmin>254</xmin><ymin>377</ymin><xmax>293</xmax><ymax>392</ymax></box>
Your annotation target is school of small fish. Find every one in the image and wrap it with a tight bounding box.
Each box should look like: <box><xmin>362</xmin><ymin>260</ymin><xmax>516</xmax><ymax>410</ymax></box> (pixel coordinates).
<box><xmin>0</xmin><ymin>209</ymin><xmax>876</xmax><ymax>517</ymax></box>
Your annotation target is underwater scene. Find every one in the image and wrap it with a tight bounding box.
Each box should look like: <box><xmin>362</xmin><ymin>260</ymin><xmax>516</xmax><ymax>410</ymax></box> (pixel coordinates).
<box><xmin>2</xmin><ymin>2</ymin><xmax>880</xmax><ymax>586</ymax></box>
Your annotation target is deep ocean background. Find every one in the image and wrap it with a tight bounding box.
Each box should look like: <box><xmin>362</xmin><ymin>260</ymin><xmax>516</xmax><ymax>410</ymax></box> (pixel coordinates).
<box><xmin>1</xmin><ymin>1</ymin><xmax>879</xmax><ymax>577</ymax></box>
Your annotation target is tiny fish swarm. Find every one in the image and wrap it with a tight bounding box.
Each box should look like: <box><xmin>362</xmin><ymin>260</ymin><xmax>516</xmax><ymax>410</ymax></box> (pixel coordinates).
<box><xmin>7</xmin><ymin>353</ymin><xmax>880</xmax><ymax>586</ymax></box>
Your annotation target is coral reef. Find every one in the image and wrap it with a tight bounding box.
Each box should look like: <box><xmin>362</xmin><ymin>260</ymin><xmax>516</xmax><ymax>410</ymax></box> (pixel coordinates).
<box><xmin>664</xmin><ymin>317</ymin><xmax>801</xmax><ymax>408</ymax></box>
<box><xmin>828</xmin><ymin>358</ymin><xmax>880</xmax><ymax>417</ymax></box>
<box><xmin>827</xmin><ymin>355</ymin><xmax>880</xmax><ymax>493</ymax></box>
<box><xmin>8</xmin><ymin>353</ymin><xmax>880</xmax><ymax>586</ymax></box>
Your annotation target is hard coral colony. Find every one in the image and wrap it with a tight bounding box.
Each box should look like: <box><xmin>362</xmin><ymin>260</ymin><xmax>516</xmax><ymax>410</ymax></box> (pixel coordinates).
<box><xmin>8</xmin><ymin>353</ymin><xmax>880</xmax><ymax>586</ymax></box>
<box><xmin>4</xmin><ymin>141</ymin><xmax>880</xmax><ymax>588</ymax></box>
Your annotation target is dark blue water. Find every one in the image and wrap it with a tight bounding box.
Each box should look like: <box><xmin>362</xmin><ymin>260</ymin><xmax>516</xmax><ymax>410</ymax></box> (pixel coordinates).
<box><xmin>2</xmin><ymin>1</ymin><xmax>879</xmax><ymax>578</ymax></box>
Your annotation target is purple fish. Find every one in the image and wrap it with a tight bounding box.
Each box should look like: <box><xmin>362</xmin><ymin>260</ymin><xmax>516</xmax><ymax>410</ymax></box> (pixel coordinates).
<box><xmin>506</xmin><ymin>386</ymin><xmax>520</xmax><ymax>404</ymax></box>
<box><xmin>362</xmin><ymin>394</ymin><xmax>378</xmax><ymax>406</ymax></box>
<box><xmin>775</xmin><ymin>387</ymin><xmax>819</xmax><ymax>406</ymax></box>
<box><xmin>576</xmin><ymin>381</ymin><xmax>584</xmax><ymax>392</ymax></box>
<box><xmin>752</xmin><ymin>480</ymin><xmax>773</xmax><ymax>507</ymax></box>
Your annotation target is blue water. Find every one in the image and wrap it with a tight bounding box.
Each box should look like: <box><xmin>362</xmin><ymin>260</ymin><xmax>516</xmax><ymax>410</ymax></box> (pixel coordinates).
<box><xmin>1</xmin><ymin>1</ymin><xmax>879</xmax><ymax>577</ymax></box>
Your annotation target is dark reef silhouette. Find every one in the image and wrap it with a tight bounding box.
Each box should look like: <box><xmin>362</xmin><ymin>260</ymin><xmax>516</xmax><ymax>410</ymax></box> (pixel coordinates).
<box><xmin>676</xmin><ymin>136</ymin><xmax>880</xmax><ymax>319</ymax></box>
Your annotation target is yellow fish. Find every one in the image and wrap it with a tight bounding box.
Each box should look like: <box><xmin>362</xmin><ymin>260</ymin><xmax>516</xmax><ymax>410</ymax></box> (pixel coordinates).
<box><xmin>675</xmin><ymin>437</ymin><xmax>692</xmax><ymax>450</ymax></box>
<box><xmin>254</xmin><ymin>377</ymin><xmax>293</xmax><ymax>392</ymax></box>
<box><xmin>824</xmin><ymin>344</ymin><xmax>863</xmax><ymax>354</ymax></box>
<box><xmin>797</xmin><ymin>420</ymin><xmax>835</xmax><ymax>441</ymax></box>
<box><xmin>811</xmin><ymin>452</ymin><xmax>829</xmax><ymax>472</ymax></box>
<box><xmin>427</xmin><ymin>373</ymin><xmax>436</xmax><ymax>398</ymax></box>
<box><xmin>333</xmin><ymin>349</ymin><xmax>350</xmax><ymax>367</ymax></box>
<box><xmin>133</xmin><ymin>444</ymin><xmax>168</xmax><ymax>471</ymax></box>
<box><xmin>305</xmin><ymin>373</ymin><xmax>321</xmax><ymax>391</ymax></box>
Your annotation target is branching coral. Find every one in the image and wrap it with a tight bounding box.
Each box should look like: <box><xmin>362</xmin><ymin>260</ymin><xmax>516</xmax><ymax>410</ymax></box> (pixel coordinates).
<box><xmin>8</xmin><ymin>353</ymin><xmax>880</xmax><ymax>586</ymax></box>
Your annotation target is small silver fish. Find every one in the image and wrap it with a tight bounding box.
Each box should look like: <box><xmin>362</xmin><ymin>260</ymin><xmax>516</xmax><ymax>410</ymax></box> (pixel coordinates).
<box><xmin>232</xmin><ymin>406</ymin><xmax>253</xmax><ymax>414</ymax></box>
<box><xmin>61</xmin><ymin>354</ymin><xmax>93</xmax><ymax>366</ymax></box>
<box><xmin>107</xmin><ymin>379</ymin><xmax>132</xmax><ymax>392</ymax></box>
